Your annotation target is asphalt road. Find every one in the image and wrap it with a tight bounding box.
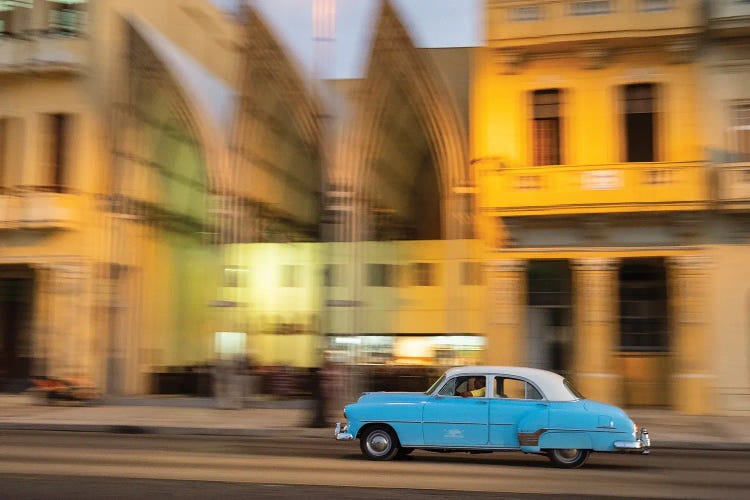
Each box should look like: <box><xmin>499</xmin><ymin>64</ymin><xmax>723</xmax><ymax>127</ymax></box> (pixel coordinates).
<box><xmin>0</xmin><ymin>431</ymin><xmax>748</xmax><ymax>499</ymax></box>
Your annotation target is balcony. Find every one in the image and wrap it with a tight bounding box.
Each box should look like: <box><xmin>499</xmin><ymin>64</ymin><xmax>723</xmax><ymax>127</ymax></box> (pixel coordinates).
<box><xmin>708</xmin><ymin>0</ymin><xmax>750</xmax><ymax>37</ymax></box>
<box><xmin>0</xmin><ymin>34</ymin><xmax>88</xmax><ymax>76</ymax></box>
<box><xmin>488</xmin><ymin>0</ymin><xmax>702</xmax><ymax>50</ymax></box>
<box><xmin>477</xmin><ymin>161</ymin><xmax>708</xmax><ymax>217</ymax></box>
<box><xmin>0</xmin><ymin>192</ymin><xmax>21</xmax><ymax>230</ymax></box>
<box><xmin>716</xmin><ymin>163</ymin><xmax>750</xmax><ymax>210</ymax></box>
<box><xmin>0</xmin><ymin>189</ymin><xmax>85</xmax><ymax>231</ymax></box>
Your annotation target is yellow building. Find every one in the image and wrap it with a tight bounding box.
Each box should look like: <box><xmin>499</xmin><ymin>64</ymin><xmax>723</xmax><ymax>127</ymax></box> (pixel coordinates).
<box><xmin>702</xmin><ymin>0</ymin><xmax>750</xmax><ymax>414</ymax></box>
<box><xmin>1</xmin><ymin>0</ymin><xmax>484</xmax><ymax>396</ymax></box>
<box><xmin>4</xmin><ymin>0</ymin><xmax>748</xmax><ymax>414</ymax></box>
<box><xmin>1</xmin><ymin>0</ymin><xmax>109</xmax><ymax>391</ymax></box>
<box><xmin>0</xmin><ymin>0</ymin><xmax>236</xmax><ymax>394</ymax></box>
<box><xmin>474</xmin><ymin>0</ymin><xmax>711</xmax><ymax>413</ymax></box>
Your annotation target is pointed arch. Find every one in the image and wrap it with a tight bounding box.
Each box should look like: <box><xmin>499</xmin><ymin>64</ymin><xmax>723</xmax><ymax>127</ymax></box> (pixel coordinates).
<box><xmin>119</xmin><ymin>18</ymin><xmax>228</xmax><ymax>201</ymax></box>
<box><xmin>229</xmin><ymin>7</ymin><xmax>324</xmax><ymax>243</ymax></box>
<box><xmin>330</xmin><ymin>0</ymin><xmax>472</xmax><ymax>241</ymax></box>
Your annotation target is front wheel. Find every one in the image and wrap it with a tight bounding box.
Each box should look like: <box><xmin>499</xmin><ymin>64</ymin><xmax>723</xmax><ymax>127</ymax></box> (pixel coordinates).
<box><xmin>360</xmin><ymin>425</ymin><xmax>400</xmax><ymax>461</ymax></box>
<box><xmin>547</xmin><ymin>449</ymin><xmax>590</xmax><ymax>469</ymax></box>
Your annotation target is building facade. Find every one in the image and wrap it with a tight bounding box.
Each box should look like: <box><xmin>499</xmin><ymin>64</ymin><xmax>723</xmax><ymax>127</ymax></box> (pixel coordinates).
<box><xmin>702</xmin><ymin>0</ymin><xmax>750</xmax><ymax>414</ymax></box>
<box><xmin>475</xmin><ymin>0</ymin><xmax>713</xmax><ymax>413</ymax></box>
<box><xmin>1</xmin><ymin>0</ymin><xmax>484</xmax><ymax>396</ymax></box>
<box><xmin>2</xmin><ymin>0</ymin><xmax>750</xmax><ymax>414</ymax></box>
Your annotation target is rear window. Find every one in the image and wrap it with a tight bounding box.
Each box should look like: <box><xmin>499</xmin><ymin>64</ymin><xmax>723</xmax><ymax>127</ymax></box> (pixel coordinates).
<box><xmin>563</xmin><ymin>379</ymin><xmax>584</xmax><ymax>399</ymax></box>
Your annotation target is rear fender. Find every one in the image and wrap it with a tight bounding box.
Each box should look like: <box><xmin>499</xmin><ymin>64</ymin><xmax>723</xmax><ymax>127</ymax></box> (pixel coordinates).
<box><xmin>539</xmin><ymin>431</ymin><xmax>593</xmax><ymax>450</ymax></box>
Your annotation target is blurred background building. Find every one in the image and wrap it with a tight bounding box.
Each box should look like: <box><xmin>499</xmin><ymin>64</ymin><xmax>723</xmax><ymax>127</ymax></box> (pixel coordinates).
<box><xmin>0</xmin><ymin>0</ymin><xmax>748</xmax><ymax>415</ymax></box>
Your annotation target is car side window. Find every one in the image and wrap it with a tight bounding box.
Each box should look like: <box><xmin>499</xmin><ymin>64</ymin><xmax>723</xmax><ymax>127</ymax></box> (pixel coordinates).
<box><xmin>494</xmin><ymin>376</ymin><xmax>543</xmax><ymax>400</ymax></box>
<box><xmin>438</xmin><ymin>376</ymin><xmax>478</xmax><ymax>397</ymax></box>
<box><xmin>438</xmin><ymin>377</ymin><xmax>457</xmax><ymax>396</ymax></box>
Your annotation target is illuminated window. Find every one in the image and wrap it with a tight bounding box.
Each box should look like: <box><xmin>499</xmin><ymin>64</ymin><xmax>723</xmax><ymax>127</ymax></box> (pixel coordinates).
<box><xmin>509</xmin><ymin>5</ymin><xmax>543</xmax><ymax>22</ymax></box>
<box><xmin>411</xmin><ymin>262</ymin><xmax>436</xmax><ymax>287</ymax></box>
<box><xmin>48</xmin><ymin>0</ymin><xmax>88</xmax><ymax>35</ymax></box>
<box><xmin>639</xmin><ymin>0</ymin><xmax>671</xmax><ymax>12</ymax></box>
<box><xmin>223</xmin><ymin>267</ymin><xmax>248</xmax><ymax>288</ymax></box>
<box><xmin>0</xmin><ymin>0</ymin><xmax>32</xmax><ymax>35</ymax></box>
<box><xmin>281</xmin><ymin>265</ymin><xmax>301</xmax><ymax>287</ymax></box>
<box><xmin>624</xmin><ymin>83</ymin><xmax>657</xmax><ymax>162</ymax></box>
<box><xmin>324</xmin><ymin>264</ymin><xmax>342</xmax><ymax>287</ymax></box>
<box><xmin>367</xmin><ymin>264</ymin><xmax>396</xmax><ymax>287</ymax></box>
<box><xmin>569</xmin><ymin>0</ymin><xmax>611</xmax><ymax>16</ymax></box>
<box><xmin>731</xmin><ymin>104</ymin><xmax>750</xmax><ymax>162</ymax></box>
<box><xmin>460</xmin><ymin>262</ymin><xmax>483</xmax><ymax>286</ymax></box>
<box><xmin>532</xmin><ymin>89</ymin><xmax>563</xmax><ymax>166</ymax></box>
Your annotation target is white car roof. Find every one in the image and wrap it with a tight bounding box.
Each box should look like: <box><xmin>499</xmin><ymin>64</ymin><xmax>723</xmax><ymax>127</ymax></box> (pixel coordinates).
<box><xmin>441</xmin><ymin>366</ymin><xmax>579</xmax><ymax>402</ymax></box>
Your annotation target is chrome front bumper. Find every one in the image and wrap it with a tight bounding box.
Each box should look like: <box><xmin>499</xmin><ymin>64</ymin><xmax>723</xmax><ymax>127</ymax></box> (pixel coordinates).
<box><xmin>335</xmin><ymin>422</ymin><xmax>353</xmax><ymax>440</ymax></box>
<box><xmin>614</xmin><ymin>428</ymin><xmax>651</xmax><ymax>454</ymax></box>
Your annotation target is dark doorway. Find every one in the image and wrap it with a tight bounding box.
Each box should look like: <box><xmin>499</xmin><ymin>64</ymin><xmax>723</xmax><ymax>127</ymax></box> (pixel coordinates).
<box><xmin>618</xmin><ymin>258</ymin><xmax>670</xmax><ymax>407</ymax></box>
<box><xmin>0</xmin><ymin>265</ymin><xmax>35</xmax><ymax>392</ymax></box>
<box><xmin>526</xmin><ymin>260</ymin><xmax>572</xmax><ymax>376</ymax></box>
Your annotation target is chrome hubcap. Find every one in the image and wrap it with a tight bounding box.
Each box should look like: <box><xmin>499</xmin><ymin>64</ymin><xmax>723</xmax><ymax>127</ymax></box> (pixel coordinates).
<box><xmin>366</xmin><ymin>430</ymin><xmax>391</xmax><ymax>456</ymax></box>
<box><xmin>555</xmin><ymin>449</ymin><xmax>580</xmax><ymax>462</ymax></box>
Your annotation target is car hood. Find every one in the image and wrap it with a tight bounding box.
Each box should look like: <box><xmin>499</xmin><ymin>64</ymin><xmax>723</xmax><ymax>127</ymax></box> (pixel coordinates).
<box><xmin>356</xmin><ymin>392</ymin><xmax>430</xmax><ymax>404</ymax></box>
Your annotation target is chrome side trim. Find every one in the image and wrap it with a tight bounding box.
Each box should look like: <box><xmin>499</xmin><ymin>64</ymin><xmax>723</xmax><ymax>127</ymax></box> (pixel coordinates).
<box><xmin>422</xmin><ymin>421</ymin><xmax>488</xmax><ymax>425</ymax></box>
<box><xmin>335</xmin><ymin>422</ymin><xmax>353</xmax><ymax>441</ymax></box>
<box><xmin>361</xmin><ymin>419</ymin><xmax>420</xmax><ymax>424</ymax></box>
<box><xmin>546</xmin><ymin>428</ymin><xmax>630</xmax><ymax>434</ymax></box>
<box><xmin>413</xmin><ymin>445</ymin><xmax>520</xmax><ymax>451</ymax></box>
<box><xmin>518</xmin><ymin>428</ymin><xmax>548</xmax><ymax>446</ymax></box>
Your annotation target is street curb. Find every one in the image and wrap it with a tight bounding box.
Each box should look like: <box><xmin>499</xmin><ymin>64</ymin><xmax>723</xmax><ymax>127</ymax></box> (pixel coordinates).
<box><xmin>1</xmin><ymin>423</ymin><xmax>749</xmax><ymax>450</ymax></box>
<box><xmin>0</xmin><ymin>423</ymin><xmax>331</xmax><ymax>439</ymax></box>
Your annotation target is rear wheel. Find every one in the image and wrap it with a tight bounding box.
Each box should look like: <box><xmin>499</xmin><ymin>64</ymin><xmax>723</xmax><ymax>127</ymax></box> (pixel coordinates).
<box><xmin>360</xmin><ymin>425</ymin><xmax>400</xmax><ymax>461</ymax></box>
<box><xmin>547</xmin><ymin>449</ymin><xmax>590</xmax><ymax>469</ymax></box>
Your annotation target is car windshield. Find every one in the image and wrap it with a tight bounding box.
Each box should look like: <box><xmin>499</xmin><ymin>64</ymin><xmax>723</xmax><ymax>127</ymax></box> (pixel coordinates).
<box><xmin>425</xmin><ymin>374</ymin><xmax>445</xmax><ymax>395</ymax></box>
<box><xmin>563</xmin><ymin>378</ymin><xmax>584</xmax><ymax>399</ymax></box>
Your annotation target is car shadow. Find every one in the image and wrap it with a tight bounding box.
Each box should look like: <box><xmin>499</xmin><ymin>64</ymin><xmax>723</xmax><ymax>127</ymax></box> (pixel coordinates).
<box><xmin>344</xmin><ymin>452</ymin><xmax>650</xmax><ymax>470</ymax></box>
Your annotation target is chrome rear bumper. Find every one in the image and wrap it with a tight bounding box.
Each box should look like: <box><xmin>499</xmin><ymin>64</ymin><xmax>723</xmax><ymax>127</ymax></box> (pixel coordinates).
<box><xmin>335</xmin><ymin>422</ymin><xmax>353</xmax><ymax>440</ymax></box>
<box><xmin>614</xmin><ymin>428</ymin><xmax>650</xmax><ymax>454</ymax></box>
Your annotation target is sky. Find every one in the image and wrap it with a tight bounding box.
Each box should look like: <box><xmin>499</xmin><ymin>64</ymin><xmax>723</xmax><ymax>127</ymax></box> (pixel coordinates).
<box><xmin>210</xmin><ymin>0</ymin><xmax>483</xmax><ymax>79</ymax></box>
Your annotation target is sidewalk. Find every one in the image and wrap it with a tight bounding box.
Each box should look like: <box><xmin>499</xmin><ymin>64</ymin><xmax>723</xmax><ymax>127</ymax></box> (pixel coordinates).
<box><xmin>1</xmin><ymin>395</ymin><xmax>749</xmax><ymax>450</ymax></box>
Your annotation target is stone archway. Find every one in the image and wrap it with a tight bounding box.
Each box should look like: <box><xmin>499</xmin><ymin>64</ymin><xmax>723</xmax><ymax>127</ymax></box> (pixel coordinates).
<box><xmin>104</xmin><ymin>18</ymin><xmax>226</xmax><ymax>394</ymax></box>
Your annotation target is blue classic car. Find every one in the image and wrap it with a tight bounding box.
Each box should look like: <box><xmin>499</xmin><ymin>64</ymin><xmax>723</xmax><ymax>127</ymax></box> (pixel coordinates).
<box><xmin>335</xmin><ymin>366</ymin><xmax>650</xmax><ymax>468</ymax></box>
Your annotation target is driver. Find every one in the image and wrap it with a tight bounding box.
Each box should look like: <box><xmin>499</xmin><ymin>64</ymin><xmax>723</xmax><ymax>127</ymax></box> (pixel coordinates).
<box><xmin>460</xmin><ymin>377</ymin><xmax>485</xmax><ymax>397</ymax></box>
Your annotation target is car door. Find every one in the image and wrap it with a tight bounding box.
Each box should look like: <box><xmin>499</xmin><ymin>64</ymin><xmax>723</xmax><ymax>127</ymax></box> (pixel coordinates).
<box><xmin>422</xmin><ymin>375</ymin><xmax>489</xmax><ymax>447</ymax></box>
<box><xmin>489</xmin><ymin>376</ymin><xmax>549</xmax><ymax>447</ymax></box>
